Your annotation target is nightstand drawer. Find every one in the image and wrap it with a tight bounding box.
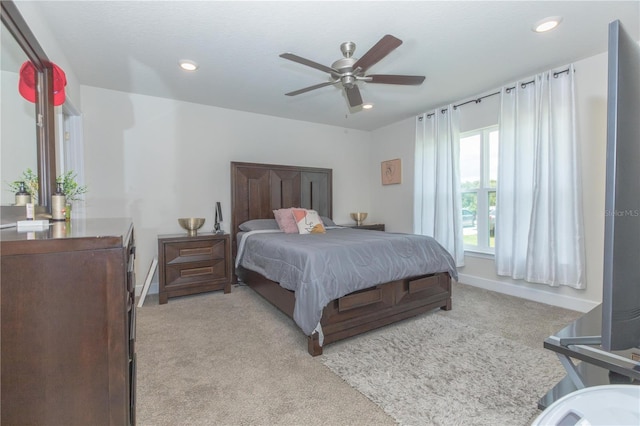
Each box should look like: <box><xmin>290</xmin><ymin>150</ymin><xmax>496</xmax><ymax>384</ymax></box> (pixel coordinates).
<box><xmin>165</xmin><ymin>259</ymin><xmax>227</xmax><ymax>287</ymax></box>
<box><xmin>164</xmin><ymin>239</ymin><xmax>225</xmax><ymax>263</ymax></box>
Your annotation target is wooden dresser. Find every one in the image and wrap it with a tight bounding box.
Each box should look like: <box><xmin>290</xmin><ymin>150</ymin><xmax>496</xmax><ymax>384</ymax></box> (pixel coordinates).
<box><xmin>1</xmin><ymin>218</ymin><xmax>136</xmax><ymax>425</ymax></box>
<box><xmin>157</xmin><ymin>232</ymin><xmax>231</xmax><ymax>304</ymax></box>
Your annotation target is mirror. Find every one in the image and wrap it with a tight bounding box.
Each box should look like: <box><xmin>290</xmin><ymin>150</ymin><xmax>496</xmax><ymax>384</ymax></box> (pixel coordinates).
<box><xmin>1</xmin><ymin>21</ymin><xmax>38</xmax><ymax>205</ymax></box>
<box><xmin>1</xmin><ymin>0</ymin><xmax>56</xmax><ymax>212</ymax></box>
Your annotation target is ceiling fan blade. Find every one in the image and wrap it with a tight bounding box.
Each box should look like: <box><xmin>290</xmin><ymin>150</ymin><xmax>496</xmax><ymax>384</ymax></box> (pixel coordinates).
<box><xmin>345</xmin><ymin>85</ymin><xmax>363</xmax><ymax>107</ymax></box>
<box><xmin>285</xmin><ymin>81</ymin><xmax>339</xmax><ymax>96</ymax></box>
<box><xmin>352</xmin><ymin>34</ymin><xmax>403</xmax><ymax>72</ymax></box>
<box><xmin>280</xmin><ymin>53</ymin><xmax>338</xmax><ymax>74</ymax></box>
<box><xmin>367</xmin><ymin>74</ymin><xmax>426</xmax><ymax>85</ymax></box>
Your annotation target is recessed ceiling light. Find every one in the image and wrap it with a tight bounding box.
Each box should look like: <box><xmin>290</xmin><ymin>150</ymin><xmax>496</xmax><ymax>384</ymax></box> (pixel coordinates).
<box><xmin>362</xmin><ymin>103</ymin><xmax>374</xmax><ymax>110</ymax></box>
<box><xmin>179</xmin><ymin>60</ymin><xmax>199</xmax><ymax>71</ymax></box>
<box><xmin>533</xmin><ymin>16</ymin><xmax>562</xmax><ymax>33</ymax></box>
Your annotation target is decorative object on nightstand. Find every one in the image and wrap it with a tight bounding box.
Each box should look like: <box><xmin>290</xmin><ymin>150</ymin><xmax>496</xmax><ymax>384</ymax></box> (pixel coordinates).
<box><xmin>178</xmin><ymin>217</ymin><xmax>205</xmax><ymax>236</ymax></box>
<box><xmin>157</xmin><ymin>232</ymin><xmax>231</xmax><ymax>304</ymax></box>
<box><xmin>214</xmin><ymin>201</ymin><xmax>223</xmax><ymax>234</ymax></box>
<box><xmin>350</xmin><ymin>212</ymin><xmax>368</xmax><ymax>226</ymax></box>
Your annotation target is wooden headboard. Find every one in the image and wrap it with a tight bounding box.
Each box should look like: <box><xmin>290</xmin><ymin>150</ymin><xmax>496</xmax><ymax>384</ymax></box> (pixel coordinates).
<box><xmin>230</xmin><ymin>161</ymin><xmax>333</xmax><ymax>258</ymax></box>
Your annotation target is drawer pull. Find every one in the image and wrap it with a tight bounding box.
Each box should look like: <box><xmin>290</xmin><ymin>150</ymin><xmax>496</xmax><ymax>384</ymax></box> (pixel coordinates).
<box><xmin>180</xmin><ymin>266</ymin><xmax>214</xmax><ymax>278</ymax></box>
<box><xmin>179</xmin><ymin>247</ymin><xmax>213</xmax><ymax>257</ymax></box>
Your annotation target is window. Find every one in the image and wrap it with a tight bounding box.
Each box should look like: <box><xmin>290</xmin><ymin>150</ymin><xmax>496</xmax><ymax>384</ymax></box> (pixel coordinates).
<box><xmin>459</xmin><ymin>126</ymin><xmax>498</xmax><ymax>253</ymax></box>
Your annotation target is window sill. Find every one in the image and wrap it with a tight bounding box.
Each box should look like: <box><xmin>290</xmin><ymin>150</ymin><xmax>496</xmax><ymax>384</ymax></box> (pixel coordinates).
<box><xmin>463</xmin><ymin>249</ymin><xmax>495</xmax><ymax>260</ymax></box>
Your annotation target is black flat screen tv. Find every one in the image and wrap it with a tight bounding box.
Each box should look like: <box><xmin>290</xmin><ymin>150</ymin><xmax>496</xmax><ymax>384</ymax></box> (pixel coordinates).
<box><xmin>602</xmin><ymin>19</ymin><xmax>640</xmax><ymax>351</ymax></box>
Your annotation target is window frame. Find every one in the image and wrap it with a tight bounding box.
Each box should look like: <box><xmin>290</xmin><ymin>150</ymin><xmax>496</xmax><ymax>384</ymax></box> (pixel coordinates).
<box><xmin>459</xmin><ymin>125</ymin><xmax>498</xmax><ymax>254</ymax></box>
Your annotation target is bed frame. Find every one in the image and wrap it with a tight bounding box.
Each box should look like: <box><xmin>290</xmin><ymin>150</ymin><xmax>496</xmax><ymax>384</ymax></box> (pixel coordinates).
<box><xmin>231</xmin><ymin>161</ymin><xmax>452</xmax><ymax>356</ymax></box>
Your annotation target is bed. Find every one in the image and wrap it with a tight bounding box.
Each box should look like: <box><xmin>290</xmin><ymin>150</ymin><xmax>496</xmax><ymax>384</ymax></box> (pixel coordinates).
<box><xmin>231</xmin><ymin>161</ymin><xmax>457</xmax><ymax>356</ymax></box>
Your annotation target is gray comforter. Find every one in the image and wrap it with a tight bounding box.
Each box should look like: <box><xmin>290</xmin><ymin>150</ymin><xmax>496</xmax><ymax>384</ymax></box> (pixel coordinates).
<box><xmin>237</xmin><ymin>228</ymin><xmax>458</xmax><ymax>335</ymax></box>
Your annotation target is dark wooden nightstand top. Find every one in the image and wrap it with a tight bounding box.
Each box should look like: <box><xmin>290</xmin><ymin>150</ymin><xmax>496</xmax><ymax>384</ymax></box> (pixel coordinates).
<box><xmin>157</xmin><ymin>231</ymin><xmax>226</xmax><ymax>240</ymax></box>
<box><xmin>340</xmin><ymin>223</ymin><xmax>385</xmax><ymax>231</ymax></box>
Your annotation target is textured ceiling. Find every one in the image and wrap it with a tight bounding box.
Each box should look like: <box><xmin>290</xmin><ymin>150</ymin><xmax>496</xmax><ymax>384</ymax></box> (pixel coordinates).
<box><xmin>23</xmin><ymin>1</ymin><xmax>640</xmax><ymax>131</ymax></box>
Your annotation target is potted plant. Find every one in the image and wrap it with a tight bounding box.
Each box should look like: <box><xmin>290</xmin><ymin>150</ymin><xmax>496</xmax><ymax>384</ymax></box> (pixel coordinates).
<box><xmin>56</xmin><ymin>171</ymin><xmax>87</xmax><ymax>219</ymax></box>
<box><xmin>7</xmin><ymin>168</ymin><xmax>39</xmax><ymax>205</ymax></box>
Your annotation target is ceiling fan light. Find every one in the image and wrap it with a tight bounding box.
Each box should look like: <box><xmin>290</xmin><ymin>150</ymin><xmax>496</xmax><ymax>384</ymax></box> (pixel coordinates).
<box><xmin>362</xmin><ymin>103</ymin><xmax>373</xmax><ymax>110</ymax></box>
<box><xmin>533</xmin><ymin>16</ymin><xmax>562</xmax><ymax>33</ymax></box>
<box><xmin>179</xmin><ymin>59</ymin><xmax>199</xmax><ymax>71</ymax></box>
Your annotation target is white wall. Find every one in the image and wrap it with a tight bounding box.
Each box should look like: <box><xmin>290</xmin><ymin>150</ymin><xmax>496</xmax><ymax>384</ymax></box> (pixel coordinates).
<box><xmin>369</xmin><ymin>116</ymin><xmax>416</xmax><ymax>232</ymax></box>
<box><xmin>370</xmin><ymin>52</ymin><xmax>610</xmax><ymax>313</ymax></box>
<box><xmin>80</xmin><ymin>86</ymin><xmax>373</xmax><ymax>293</ymax></box>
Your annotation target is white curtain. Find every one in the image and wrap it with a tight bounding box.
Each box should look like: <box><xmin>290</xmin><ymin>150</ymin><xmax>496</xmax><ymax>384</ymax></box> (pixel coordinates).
<box><xmin>495</xmin><ymin>64</ymin><xmax>586</xmax><ymax>288</ymax></box>
<box><xmin>414</xmin><ymin>106</ymin><xmax>464</xmax><ymax>267</ymax></box>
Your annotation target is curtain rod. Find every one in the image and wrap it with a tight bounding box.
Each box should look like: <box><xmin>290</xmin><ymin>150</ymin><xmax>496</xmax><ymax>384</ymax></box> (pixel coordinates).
<box><xmin>421</xmin><ymin>67</ymin><xmax>571</xmax><ymax>119</ymax></box>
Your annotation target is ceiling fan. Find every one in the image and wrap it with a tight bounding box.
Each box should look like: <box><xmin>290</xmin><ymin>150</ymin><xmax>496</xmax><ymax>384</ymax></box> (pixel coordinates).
<box><xmin>279</xmin><ymin>34</ymin><xmax>426</xmax><ymax>108</ymax></box>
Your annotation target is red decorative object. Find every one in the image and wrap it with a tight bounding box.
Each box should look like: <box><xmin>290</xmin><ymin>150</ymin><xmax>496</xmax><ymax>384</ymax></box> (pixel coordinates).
<box><xmin>19</xmin><ymin>61</ymin><xmax>67</xmax><ymax>106</ymax></box>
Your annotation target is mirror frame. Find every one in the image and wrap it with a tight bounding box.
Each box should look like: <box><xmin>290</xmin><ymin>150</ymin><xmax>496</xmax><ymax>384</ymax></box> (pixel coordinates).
<box><xmin>1</xmin><ymin>0</ymin><xmax>56</xmax><ymax>211</ymax></box>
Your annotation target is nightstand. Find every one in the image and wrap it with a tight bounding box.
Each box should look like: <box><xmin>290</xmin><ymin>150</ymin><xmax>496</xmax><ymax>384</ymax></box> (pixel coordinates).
<box><xmin>342</xmin><ymin>223</ymin><xmax>385</xmax><ymax>231</ymax></box>
<box><xmin>157</xmin><ymin>232</ymin><xmax>231</xmax><ymax>304</ymax></box>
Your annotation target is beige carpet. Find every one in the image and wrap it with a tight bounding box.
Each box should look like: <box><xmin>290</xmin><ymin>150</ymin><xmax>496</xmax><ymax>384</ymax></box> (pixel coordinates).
<box><xmin>135</xmin><ymin>282</ymin><xmax>581</xmax><ymax>425</ymax></box>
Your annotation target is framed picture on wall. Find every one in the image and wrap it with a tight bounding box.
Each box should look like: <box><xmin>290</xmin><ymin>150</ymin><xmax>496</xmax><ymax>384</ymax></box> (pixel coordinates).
<box><xmin>381</xmin><ymin>158</ymin><xmax>401</xmax><ymax>185</ymax></box>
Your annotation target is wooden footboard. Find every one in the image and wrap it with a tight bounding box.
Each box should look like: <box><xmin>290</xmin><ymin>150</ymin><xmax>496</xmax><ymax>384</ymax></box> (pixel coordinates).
<box><xmin>240</xmin><ymin>268</ymin><xmax>452</xmax><ymax>356</ymax></box>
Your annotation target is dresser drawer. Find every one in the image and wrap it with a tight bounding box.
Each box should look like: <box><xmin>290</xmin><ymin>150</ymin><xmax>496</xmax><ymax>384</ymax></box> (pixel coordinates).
<box><xmin>164</xmin><ymin>239</ymin><xmax>225</xmax><ymax>264</ymax></box>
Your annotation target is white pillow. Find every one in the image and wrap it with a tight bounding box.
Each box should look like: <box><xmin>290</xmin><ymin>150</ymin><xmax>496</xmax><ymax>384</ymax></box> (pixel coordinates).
<box><xmin>291</xmin><ymin>208</ymin><xmax>326</xmax><ymax>234</ymax></box>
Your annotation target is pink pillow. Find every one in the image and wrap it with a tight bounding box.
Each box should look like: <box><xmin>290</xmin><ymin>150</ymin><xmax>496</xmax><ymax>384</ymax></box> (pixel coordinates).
<box><xmin>291</xmin><ymin>208</ymin><xmax>326</xmax><ymax>234</ymax></box>
<box><xmin>273</xmin><ymin>208</ymin><xmax>299</xmax><ymax>234</ymax></box>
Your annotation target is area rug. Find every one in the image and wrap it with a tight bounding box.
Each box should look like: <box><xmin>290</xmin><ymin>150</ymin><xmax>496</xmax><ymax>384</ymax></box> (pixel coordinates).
<box><xmin>320</xmin><ymin>312</ymin><xmax>565</xmax><ymax>426</ymax></box>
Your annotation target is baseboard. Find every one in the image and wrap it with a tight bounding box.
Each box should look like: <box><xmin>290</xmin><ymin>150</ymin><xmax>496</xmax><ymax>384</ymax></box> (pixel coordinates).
<box><xmin>457</xmin><ymin>273</ymin><xmax>599</xmax><ymax>313</ymax></box>
<box><xmin>136</xmin><ymin>282</ymin><xmax>158</xmax><ymax>297</ymax></box>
